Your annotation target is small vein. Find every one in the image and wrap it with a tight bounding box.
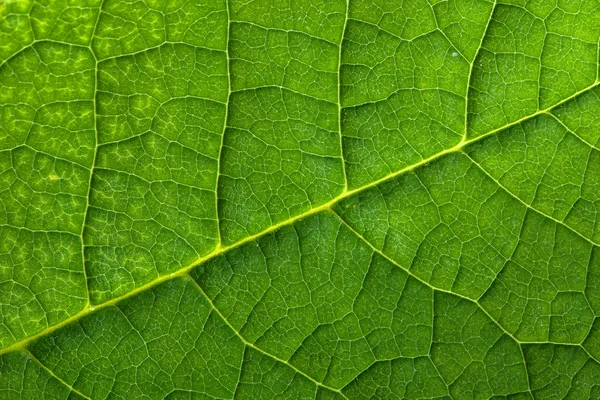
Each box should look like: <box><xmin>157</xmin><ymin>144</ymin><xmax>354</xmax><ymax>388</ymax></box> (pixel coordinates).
<box><xmin>22</xmin><ymin>349</ymin><xmax>92</xmax><ymax>400</ymax></box>
<box><xmin>1</xmin><ymin>81</ymin><xmax>599</xmax><ymax>357</ymax></box>
<box><xmin>338</xmin><ymin>0</ymin><xmax>349</xmax><ymax>192</ymax></box>
<box><xmin>546</xmin><ymin>111</ymin><xmax>600</xmax><ymax>152</ymax></box>
<box><xmin>462</xmin><ymin>0</ymin><xmax>497</xmax><ymax>143</ymax></box>
<box><xmin>185</xmin><ymin>274</ymin><xmax>351</xmax><ymax>399</ymax></box>
<box><xmin>214</xmin><ymin>0</ymin><xmax>232</xmax><ymax>250</ymax></box>
<box><xmin>78</xmin><ymin>0</ymin><xmax>106</xmax><ymax>308</ymax></box>
<box><xmin>331</xmin><ymin>209</ymin><xmax>596</xmax><ymax>378</ymax></box>
<box><xmin>463</xmin><ymin>152</ymin><xmax>599</xmax><ymax>247</ymax></box>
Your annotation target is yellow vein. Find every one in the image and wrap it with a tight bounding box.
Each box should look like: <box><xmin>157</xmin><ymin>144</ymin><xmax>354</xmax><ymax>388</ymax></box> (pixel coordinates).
<box><xmin>1</xmin><ymin>80</ymin><xmax>598</xmax><ymax>356</ymax></box>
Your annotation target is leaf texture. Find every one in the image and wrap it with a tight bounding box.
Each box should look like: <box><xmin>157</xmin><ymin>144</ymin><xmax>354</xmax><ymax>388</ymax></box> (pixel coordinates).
<box><xmin>1</xmin><ymin>0</ymin><xmax>600</xmax><ymax>398</ymax></box>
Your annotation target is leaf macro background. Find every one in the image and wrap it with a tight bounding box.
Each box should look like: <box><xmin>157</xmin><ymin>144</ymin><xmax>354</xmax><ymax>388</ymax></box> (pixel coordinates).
<box><xmin>1</xmin><ymin>0</ymin><xmax>600</xmax><ymax>398</ymax></box>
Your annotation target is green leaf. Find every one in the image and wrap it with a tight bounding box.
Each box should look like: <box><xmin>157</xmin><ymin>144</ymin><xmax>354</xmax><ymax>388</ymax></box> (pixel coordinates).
<box><xmin>1</xmin><ymin>0</ymin><xmax>599</xmax><ymax>398</ymax></box>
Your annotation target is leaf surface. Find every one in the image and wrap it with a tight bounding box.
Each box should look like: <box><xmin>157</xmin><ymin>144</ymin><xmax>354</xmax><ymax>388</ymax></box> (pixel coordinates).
<box><xmin>1</xmin><ymin>0</ymin><xmax>600</xmax><ymax>398</ymax></box>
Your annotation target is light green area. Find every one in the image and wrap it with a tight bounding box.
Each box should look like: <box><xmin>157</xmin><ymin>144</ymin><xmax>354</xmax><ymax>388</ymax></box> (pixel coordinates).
<box><xmin>0</xmin><ymin>40</ymin><xmax>93</xmax><ymax>348</ymax></box>
<box><xmin>1</xmin><ymin>0</ymin><xmax>599</xmax><ymax>398</ymax></box>
<box><xmin>86</xmin><ymin>41</ymin><xmax>228</xmax><ymax>303</ymax></box>
<box><xmin>0</xmin><ymin>0</ymin><xmax>34</xmax><ymax>64</ymax></box>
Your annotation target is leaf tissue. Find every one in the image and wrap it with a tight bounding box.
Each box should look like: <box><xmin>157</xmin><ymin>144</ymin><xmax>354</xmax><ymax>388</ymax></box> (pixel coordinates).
<box><xmin>1</xmin><ymin>0</ymin><xmax>600</xmax><ymax>398</ymax></box>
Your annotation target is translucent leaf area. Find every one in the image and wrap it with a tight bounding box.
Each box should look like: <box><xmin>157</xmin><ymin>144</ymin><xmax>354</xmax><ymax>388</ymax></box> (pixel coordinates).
<box><xmin>1</xmin><ymin>0</ymin><xmax>600</xmax><ymax>398</ymax></box>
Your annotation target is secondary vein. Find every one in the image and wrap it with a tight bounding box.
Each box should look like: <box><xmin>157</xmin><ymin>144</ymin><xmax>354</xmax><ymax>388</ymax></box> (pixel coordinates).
<box><xmin>1</xmin><ymin>80</ymin><xmax>598</xmax><ymax>357</ymax></box>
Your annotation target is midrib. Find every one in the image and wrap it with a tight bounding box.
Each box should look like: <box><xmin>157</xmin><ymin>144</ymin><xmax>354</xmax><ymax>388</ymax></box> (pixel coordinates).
<box><xmin>1</xmin><ymin>79</ymin><xmax>598</xmax><ymax>357</ymax></box>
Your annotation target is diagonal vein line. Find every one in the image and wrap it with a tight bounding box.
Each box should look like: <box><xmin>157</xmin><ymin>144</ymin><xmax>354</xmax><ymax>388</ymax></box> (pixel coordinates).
<box><xmin>185</xmin><ymin>275</ymin><xmax>350</xmax><ymax>400</ymax></box>
<box><xmin>546</xmin><ymin>111</ymin><xmax>600</xmax><ymax>151</ymax></box>
<box><xmin>1</xmin><ymin>81</ymin><xmax>599</xmax><ymax>357</ymax></box>
<box><xmin>23</xmin><ymin>349</ymin><xmax>92</xmax><ymax>400</ymax></box>
<box><xmin>463</xmin><ymin>152</ymin><xmax>599</xmax><ymax>247</ymax></box>
<box><xmin>344</xmin><ymin>80</ymin><xmax>600</xmax><ymax>199</ymax></box>
<box><xmin>331</xmin><ymin>209</ymin><xmax>599</xmax><ymax>370</ymax></box>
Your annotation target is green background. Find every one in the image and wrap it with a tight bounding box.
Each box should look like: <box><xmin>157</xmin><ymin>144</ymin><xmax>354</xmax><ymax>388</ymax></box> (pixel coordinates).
<box><xmin>1</xmin><ymin>0</ymin><xmax>599</xmax><ymax>398</ymax></box>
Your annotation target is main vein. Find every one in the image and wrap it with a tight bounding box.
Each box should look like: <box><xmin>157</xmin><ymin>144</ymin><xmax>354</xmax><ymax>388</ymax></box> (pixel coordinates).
<box><xmin>1</xmin><ymin>80</ymin><xmax>598</xmax><ymax>357</ymax></box>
